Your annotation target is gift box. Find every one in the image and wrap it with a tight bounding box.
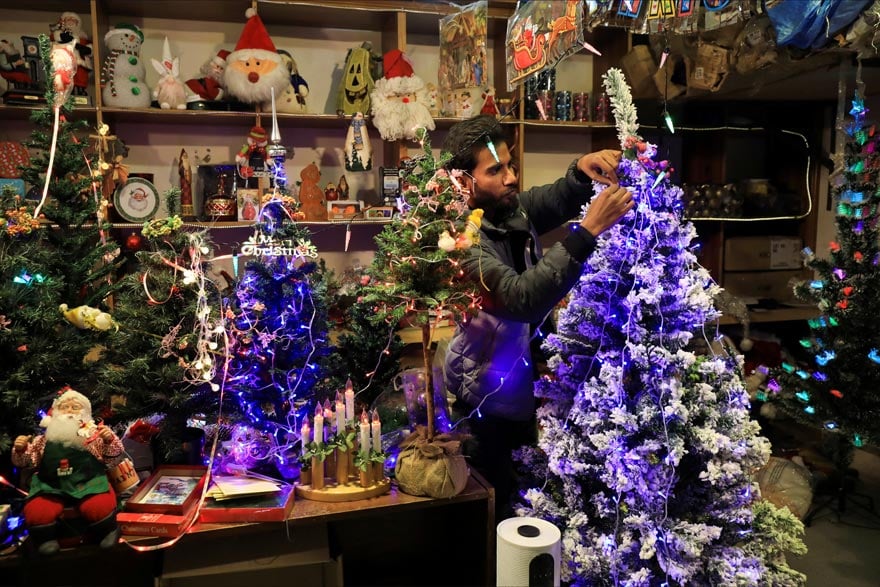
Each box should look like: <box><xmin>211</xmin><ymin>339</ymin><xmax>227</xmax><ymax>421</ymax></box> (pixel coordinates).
<box><xmin>199</xmin><ymin>484</ymin><xmax>295</xmax><ymax>524</ymax></box>
<box><xmin>117</xmin><ymin>510</ymin><xmax>196</xmax><ymax>538</ymax></box>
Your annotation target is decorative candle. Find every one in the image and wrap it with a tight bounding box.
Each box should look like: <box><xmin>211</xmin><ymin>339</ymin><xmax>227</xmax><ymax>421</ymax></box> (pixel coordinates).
<box><xmin>335</xmin><ymin>391</ymin><xmax>345</xmax><ymax>432</ymax></box>
<box><xmin>344</xmin><ymin>378</ymin><xmax>355</xmax><ymax>422</ymax></box>
<box><xmin>313</xmin><ymin>404</ymin><xmax>324</xmax><ymax>447</ymax></box>
<box><xmin>323</xmin><ymin>399</ymin><xmax>333</xmax><ymax>439</ymax></box>
<box><xmin>371</xmin><ymin>409</ymin><xmax>381</xmax><ymax>452</ymax></box>
<box><xmin>300</xmin><ymin>420</ymin><xmax>310</xmax><ymax>456</ymax></box>
<box><xmin>359</xmin><ymin>409</ymin><xmax>371</xmax><ymax>456</ymax></box>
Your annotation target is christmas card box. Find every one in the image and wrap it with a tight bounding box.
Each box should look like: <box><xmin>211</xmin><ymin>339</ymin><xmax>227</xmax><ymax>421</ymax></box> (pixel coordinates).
<box><xmin>124</xmin><ymin>465</ymin><xmax>208</xmax><ymax>515</ymax></box>
<box><xmin>723</xmin><ymin>236</ymin><xmax>803</xmax><ymax>271</ymax></box>
<box><xmin>117</xmin><ymin>509</ymin><xmax>196</xmax><ymax>538</ymax></box>
<box><xmin>199</xmin><ymin>482</ymin><xmax>294</xmax><ymax>524</ymax></box>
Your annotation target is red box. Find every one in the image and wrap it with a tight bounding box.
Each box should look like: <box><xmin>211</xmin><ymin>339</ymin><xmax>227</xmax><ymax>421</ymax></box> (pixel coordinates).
<box><xmin>118</xmin><ymin>510</ymin><xmax>196</xmax><ymax>538</ymax></box>
<box><xmin>198</xmin><ymin>484</ymin><xmax>295</xmax><ymax>524</ymax></box>
<box><xmin>125</xmin><ymin>465</ymin><xmax>208</xmax><ymax>515</ymax></box>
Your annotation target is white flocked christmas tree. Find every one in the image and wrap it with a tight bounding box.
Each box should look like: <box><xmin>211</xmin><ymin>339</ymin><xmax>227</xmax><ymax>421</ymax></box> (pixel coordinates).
<box><xmin>515</xmin><ymin>68</ymin><xmax>807</xmax><ymax>586</ymax></box>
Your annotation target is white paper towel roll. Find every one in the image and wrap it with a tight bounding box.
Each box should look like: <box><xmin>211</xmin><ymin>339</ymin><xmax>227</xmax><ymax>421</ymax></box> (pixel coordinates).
<box><xmin>496</xmin><ymin>517</ymin><xmax>561</xmax><ymax>587</ymax></box>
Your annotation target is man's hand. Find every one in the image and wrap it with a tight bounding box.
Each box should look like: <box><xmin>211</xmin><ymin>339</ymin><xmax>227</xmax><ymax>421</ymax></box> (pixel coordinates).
<box><xmin>577</xmin><ymin>150</ymin><xmax>622</xmax><ymax>185</ymax></box>
<box><xmin>580</xmin><ymin>184</ymin><xmax>634</xmax><ymax>236</ymax></box>
<box><xmin>13</xmin><ymin>435</ymin><xmax>31</xmax><ymax>453</ymax></box>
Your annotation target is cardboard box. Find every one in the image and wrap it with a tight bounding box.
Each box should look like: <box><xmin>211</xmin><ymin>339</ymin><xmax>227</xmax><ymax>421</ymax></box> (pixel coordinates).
<box><xmin>722</xmin><ymin>270</ymin><xmax>804</xmax><ymax>303</ymax></box>
<box><xmin>620</xmin><ymin>45</ymin><xmax>657</xmax><ymax>98</ymax></box>
<box><xmin>198</xmin><ymin>484</ymin><xmax>295</xmax><ymax>524</ymax></box>
<box><xmin>118</xmin><ymin>510</ymin><xmax>197</xmax><ymax>538</ymax></box>
<box><xmin>724</xmin><ymin>236</ymin><xmax>803</xmax><ymax>271</ymax></box>
<box><xmin>159</xmin><ymin>524</ymin><xmax>341</xmax><ymax>587</ymax></box>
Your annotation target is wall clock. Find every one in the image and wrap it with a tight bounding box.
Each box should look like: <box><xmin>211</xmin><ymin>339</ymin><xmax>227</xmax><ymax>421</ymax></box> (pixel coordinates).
<box><xmin>114</xmin><ymin>177</ymin><xmax>160</xmax><ymax>223</ymax></box>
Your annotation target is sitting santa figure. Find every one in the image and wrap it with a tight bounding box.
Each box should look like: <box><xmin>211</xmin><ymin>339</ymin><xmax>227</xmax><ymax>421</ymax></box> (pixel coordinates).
<box><xmin>12</xmin><ymin>388</ymin><xmax>123</xmax><ymax>556</ymax></box>
<box><xmin>185</xmin><ymin>49</ymin><xmax>229</xmax><ymax>101</ymax></box>
<box><xmin>370</xmin><ymin>49</ymin><xmax>435</xmax><ymax>142</ymax></box>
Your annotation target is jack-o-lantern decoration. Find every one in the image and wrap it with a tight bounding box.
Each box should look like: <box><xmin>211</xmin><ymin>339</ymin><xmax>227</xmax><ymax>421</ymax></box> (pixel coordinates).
<box><xmin>335</xmin><ymin>45</ymin><xmax>378</xmax><ymax>116</ymax></box>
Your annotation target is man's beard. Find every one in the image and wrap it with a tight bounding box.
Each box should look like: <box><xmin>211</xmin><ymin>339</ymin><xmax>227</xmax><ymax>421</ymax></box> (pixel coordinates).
<box><xmin>371</xmin><ymin>92</ymin><xmax>436</xmax><ymax>141</ymax></box>
<box><xmin>45</xmin><ymin>413</ymin><xmax>87</xmax><ymax>448</ymax></box>
<box><xmin>473</xmin><ymin>186</ymin><xmax>519</xmax><ymax>222</ymax></box>
<box><xmin>224</xmin><ymin>57</ymin><xmax>290</xmax><ymax>105</ymax></box>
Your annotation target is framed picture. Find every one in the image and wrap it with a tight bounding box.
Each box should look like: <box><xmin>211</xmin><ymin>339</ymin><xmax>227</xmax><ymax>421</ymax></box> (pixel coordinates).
<box><xmin>237</xmin><ymin>187</ymin><xmax>260</xmax><ymax>222</ymax></box>
<box><xmin>124</xmin><ymin>465</ymin><xmax>207</xmax><ymax>515</ymax></box>
<box><xmin>364</xmin><ymin>206</ymin><xmax>394</xmax><ymax>221</ymax></box>
<box><xmin>327</xmin><ymin>200</ymin><xmax>362</xmax><ymax>220</ymax></box>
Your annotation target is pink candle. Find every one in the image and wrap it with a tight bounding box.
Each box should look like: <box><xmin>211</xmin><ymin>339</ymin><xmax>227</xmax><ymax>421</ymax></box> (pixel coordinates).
<box><xmin>313</xmin><ymin>404</ymin><xmax>324</xmax><ymax>447</ymax></box>
<box><xmin>359</xmin><ymin>409</ymin><xmax>371</xmax><ymax>457</ymax></box>
<box><xmin>300</xmin><ymin>420</ymin><xmax>310</xmax><ymax>455</ymax></box>
<box><xmin>371</xmin><ymin>409</ymin><xmax>381</xmax><ymax>452</ymax></box>
<box><xmin>344</xmin><ymin>378</ymin><xmax>355</xmax><ymax>422</ymax></box>
<box><xmin>335</xmin><ymin>392</ymin><xmax>345</xmax><ymax>432</ymax></box>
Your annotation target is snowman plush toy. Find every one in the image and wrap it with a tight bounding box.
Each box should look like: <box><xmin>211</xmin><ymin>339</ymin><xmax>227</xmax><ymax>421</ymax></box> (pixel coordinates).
<box><xmin>101</xmin><ymin>24</ymin><xmax>150</xmax><ymax>108</ymax></box>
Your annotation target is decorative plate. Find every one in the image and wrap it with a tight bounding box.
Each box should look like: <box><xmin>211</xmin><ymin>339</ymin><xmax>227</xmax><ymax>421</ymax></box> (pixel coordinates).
<box><xmin>114</xmin><ymin>177</ymin><xmax>160</xmax><ymax>223</ymax></box>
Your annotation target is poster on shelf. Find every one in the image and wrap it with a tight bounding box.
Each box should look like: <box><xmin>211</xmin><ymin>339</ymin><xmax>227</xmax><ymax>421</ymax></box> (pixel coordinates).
<box><xmin>439</xmin><ymin>1</ymin><xmax>489</xmax><ymax>110</ymax></box>
<box><xmin>505</xmin><ymin>0</ymin><xmax>585</xmax><ymax>90</ymax></box>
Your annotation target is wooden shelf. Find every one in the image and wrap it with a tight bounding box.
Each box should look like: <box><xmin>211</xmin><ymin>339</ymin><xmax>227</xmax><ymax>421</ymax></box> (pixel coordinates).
<box><xmin>718</xmin><ymin>306</ymin><xmax>816</xmax><ymax>326</ymax></box>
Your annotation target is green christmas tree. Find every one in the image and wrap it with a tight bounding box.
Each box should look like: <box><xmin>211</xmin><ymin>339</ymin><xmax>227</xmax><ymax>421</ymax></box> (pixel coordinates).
<box><xmin>0</xmin><ymin>35</ymin><xmax>120</xmax><ymax>455</ymax></box>
<box><xmin>770</xmin><ymin>91</ymin><xmax>880</xmax><ymax>462</ymax></box>
<box><xmin>359</xmin><ymin>129</ymin><xmax>481</xmax><ymax>438</ymax></box>
<box><xmin>221</xmin><ymin>201</ymin><xmax>333</xmax><ymax>476</ymax></box>
<box><xmin>326</xmin><ymin>295</ymin><xmax>404</xmax><ymax>413</ymax></box>
<box><xmin>93</xmin><ymin>217</ymin><xmax>224</xmax><ymax>463</ymax></box>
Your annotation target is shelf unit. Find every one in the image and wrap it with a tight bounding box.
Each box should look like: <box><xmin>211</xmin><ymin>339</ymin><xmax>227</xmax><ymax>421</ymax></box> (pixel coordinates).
<box><xmin>1</xmin><ymin>2</ymin><xmax>824</xmax><ymax>324</ymax></box>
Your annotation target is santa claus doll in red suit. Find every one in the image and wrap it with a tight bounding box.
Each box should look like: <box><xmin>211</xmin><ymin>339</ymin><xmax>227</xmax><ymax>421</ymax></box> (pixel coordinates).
<box><xmin>186</xmin><ymin>49</ymin><xmax>229</xmax><ymax>102</ymax></box>
<box><xmin>12</xmin><ymin>388</ymin><xmax>123</xmax><ymax>556</ymax></box>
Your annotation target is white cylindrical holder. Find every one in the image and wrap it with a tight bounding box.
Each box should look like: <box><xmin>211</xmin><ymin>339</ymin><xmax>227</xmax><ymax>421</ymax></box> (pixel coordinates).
<box><xmin>496</xmin><ymin>517</ymin><xmax>561</xmax><ymax>587</ymax></box>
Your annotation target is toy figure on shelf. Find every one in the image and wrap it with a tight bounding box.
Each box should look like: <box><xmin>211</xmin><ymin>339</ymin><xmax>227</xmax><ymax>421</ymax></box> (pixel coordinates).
<box><xmin>101</xmin><ymin>24</ymin><xmax>150</xmax><ymax>108</ymax></box>
<box><xmin>344</xmin><ymin>112</ymin><xmax>372</xmax><ymax>172</ymax></box>
<box><xmin>0</xmin><ymin>37</ymin><xmax>45</xmax><ymax>104</ymax></box>
<box><xmin>299</xmin><ymin>162</ymin><xmax>327</xmax><ymax>221</ymax></box>
<box><xmin>11</xmin><ymin>388</ymin><xmax>124</xmax><ymax>556</ymax></box>
<box><xmin>370</xmin><ymin>49</ymin><xmax>435</xmax><ymax>142</ymax></box>
<box><xmin>324</xmin><ymin>182</ymin><xmax>338</xmax><ymax>202</ymax></box>
<box><xmin>150</xmin><ymin>38</ymin><xmax>187</xmax><ymax>110</ymax></box>
<box><xmin>185</xmin><ymin>49</ymin><xmax>228</xmax><ymax>102</ymax></box>
<box><xmin>276</xmin><ymin>49</ymin><xmax>309</xmax><ymax>113</ymax></box>
<box><xmin>0</xmin><ymin>38</ymin><xmax>31</xmax><ymax>86</ymax></box>
<box><xmin>224</xmin><ymin>8</ymin><xmax>290</xmax><ymax>106</ymax></box>
<box><xmin>235</xmin><ymin>125</ymin><xmax>268</xmax><ymax>178</ymax></box>
<box><xmin>179</xmin><ymin>147</ymin><xmax>195</xmax><ymax>220</ymax></box>
<box><xmin>50</xmin><ymin>12</ymin><xmax>92</xmax><ymax>99</ymax></box>
<box><xmin>480</xmin><ymin>87</ymin><xmax>498</xmax><ymax>116</ymax></box>
<box><xmin>336</xmin><ymin>43</ymin><xmax>379</xmax><ymax>116</ymax></box>
<box><xmin>337</xmin><ymin>175</ymin><xmax>350</xmax><ymax>200</ymax></box>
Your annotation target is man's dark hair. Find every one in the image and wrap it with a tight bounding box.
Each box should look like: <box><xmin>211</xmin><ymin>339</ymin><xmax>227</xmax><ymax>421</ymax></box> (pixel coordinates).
<box><xmin>442</xmin><ymin>114</ymin><xmax>508</xmax><ymax>173</ymax></box>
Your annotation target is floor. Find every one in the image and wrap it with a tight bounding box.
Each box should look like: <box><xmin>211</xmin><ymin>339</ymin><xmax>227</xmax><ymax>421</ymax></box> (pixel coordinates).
<box><xmin>767</xmin><ymin>422</ymin><xmax>880</xmax><ymax>586</ymax></box>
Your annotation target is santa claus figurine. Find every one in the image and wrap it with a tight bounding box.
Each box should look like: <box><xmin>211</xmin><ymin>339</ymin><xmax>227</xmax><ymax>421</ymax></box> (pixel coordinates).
<box><xmin>223</xmin><ymin>8</ymin><xmax>290</xmax><ymax>106</ymax></box>
<box><xmin>12</xmin><ymin>388</ymin><xmax>124</xmax><ymax>556</ymax></box>
<box><xmin>186</xmin><ymin>49</ymin><xmax>229</xmax><ymax>102</ymax></box>
<box><xmin>370</xmin><ymin>49</ymin><xmax>435</xmax><ymax>142</ymax></box>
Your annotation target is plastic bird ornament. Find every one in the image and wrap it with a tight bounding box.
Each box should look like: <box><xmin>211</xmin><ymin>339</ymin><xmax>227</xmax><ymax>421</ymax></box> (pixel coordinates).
<box><xmin>60</xmin><ymin>303</ymin><xmax>118</xmax><ymax>332</ymax></box>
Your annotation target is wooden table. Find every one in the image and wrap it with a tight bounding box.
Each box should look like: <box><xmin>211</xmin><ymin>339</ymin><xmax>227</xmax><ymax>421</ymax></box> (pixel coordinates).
<box><xmin>0</xmin><ymin>472</ymin><xmax>495</xmax><ymax>587</ymax></box>
<box><xmin>186</xmin><ymin>471</ymin><xmax>496</xmax><ymax>586</ymax></box>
